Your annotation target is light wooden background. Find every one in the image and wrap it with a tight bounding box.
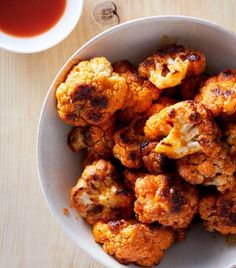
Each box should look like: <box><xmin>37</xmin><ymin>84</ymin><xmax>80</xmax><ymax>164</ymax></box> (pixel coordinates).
<box><xmin>1</xmin><ymin>0</ymin><xmax>236</xmax><ymax>267</ymax></box>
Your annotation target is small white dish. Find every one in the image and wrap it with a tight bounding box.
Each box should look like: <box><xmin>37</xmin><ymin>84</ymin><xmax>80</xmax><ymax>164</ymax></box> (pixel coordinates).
<box><xmin>37</xmin><ymin>16</ymin><xmax>236</xmax><ymax>268</ymax></box>
<box><xmin>0</xmin><ymin>0</ymin><xmax>83</xmax><ymax>53</ymax></box>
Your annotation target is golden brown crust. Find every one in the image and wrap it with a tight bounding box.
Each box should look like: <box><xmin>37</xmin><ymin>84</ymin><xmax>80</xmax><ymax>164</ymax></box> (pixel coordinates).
<box><xmin>139</xmin><ymin>44</ymin><xmax>206</xmax><ymax>89</ymax></box>
<box><xmin>71</xmin><ymin>160</ymin><xmax>133</xmax><ymax>225</ymax></box>
<box><xmin>177</xmin><ymin>147</ymin><xmax>236</xmax><ymax>192</ymax></box>
<box><xmin>195</xmin><ymin>69</ymin><xmax>236</xmax><ymax>117</ymax></box>
<box><xmin>199</xmin><ymin>187</ymin><xmax>236</xmax><ymax>235</ymax></box>
<box><xmin>146</xmin><ymin>97</ymin><xmax>177</xmax><ymax>117</ymax></box>
<box><xmin>134</xmin><ymin>174</ymin><xmax>199</xmax><ymax>228</ymax></box>
<box><xmin>144</xmin><ymin>100</ymin><xmax>220</xmax><ymax>159</ymax></box>
<box><xmin>113</xmin><ymin>116</ymin><xmax>148</xmax><ymax>168</ymax></box>
<box><xmin>56</xmin><ymin>57</ymin><xmax>127</xmax><ymax>126</ymax></box>
<box><xmin>141</xmin><ymin>141</ymin><xmax>175</xmax><ymax>174</ymax></box>
<box><xmin>68</xmin><ymin>117</ymin><xmax>115</xmax><ymax>166</ymax></box>
<box><xmin>93</xmin><ymin>220</ymin><xmax>174</xmax><ymax>266</ymax></box>
<box><xmin>113</xmin><ymin>60</ymin><xmax>160</xmax><ymax>114</ymax></box>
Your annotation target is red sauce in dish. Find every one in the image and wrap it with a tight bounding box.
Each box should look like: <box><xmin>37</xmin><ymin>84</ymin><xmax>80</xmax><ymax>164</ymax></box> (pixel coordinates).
<box><xmin>0</xmin><ymin>0</ymin><xmax>66</xmax><ymax>37</ymax></box>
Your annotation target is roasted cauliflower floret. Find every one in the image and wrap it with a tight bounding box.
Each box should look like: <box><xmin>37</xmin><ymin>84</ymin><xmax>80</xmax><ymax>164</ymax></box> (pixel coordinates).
<box><xmin>113</xmin><ymin>117</ymin><xmax>147</xmax><ymax>168</ymax></box>
<box><xmin>199</xmin><ymin>187</ymin><xmax>236</xmax><ymax>235</ymax></box>
<box><xmin>68</xmin><ymin>117</ymin><xmax>115</xmax><ymax>165</ymax></box>
<box><xmin>113</xmin><ymin>128</ymin><xmax>145</xmax><ymax>168</ymax></box>
<box><xmin>195</xmin><ymin>69</ymin><xmax>236</xmax><ymax>117</ymax></box>
<box><xmin>71</xmin><ymin>160</ymin><xmax>133</xmax><ymax>225</ymax></box>
<box><xmin>56</xmin><ymin>57</ymin><xmax>127</xmax><ymax>126</ymax></box>
<box><xmin>141</xmin><ymin>141</ymin><xmax>175</xmax><ymax>174</ymax></box>
<box><xmin>139</xmin><ymin>44</ymin><xmax>206</xmax><ymax>89</ymax></box>
<box><xmin>134</xmin><ymin>174</ymin><xmax>199</xmax><ymax>228</ymax></box>
<box><xmin>144</xmin><ymin>100</ymin><xmax>220</xmax><ymax>159</ymax></box>
<box><xmin>180</xmin><ymin>74</ymin><xmax>208</xmax><ymax>100</ymax></box>
<box><xmin>225</xmin><ymin>123</ymin><xmax>236</xmax><ymax>157</ymax></box>
<box><xmin>146</xmin><ymin>97</ymin><xmax>177</xmax><ymax>117</ymax></box>
<box><xmin>93</xmin><ymin>220</ymin><xmax>174</xmax><ymax>266</ymax></box>
<box><xmin>177</xmin><ymin>146</ymin><xmax>236</xmax><ymax>192</ymax></box>
<box><xmin>113</xmin><ymin>60</ymin><xmax>160</xmax><ymax>114</ymax></box>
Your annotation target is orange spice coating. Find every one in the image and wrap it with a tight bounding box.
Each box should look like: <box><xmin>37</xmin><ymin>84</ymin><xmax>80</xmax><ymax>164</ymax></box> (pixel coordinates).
<box><xmin>177</xmin><ymin>146</ymin><xmax>235</xmax><ymax>192</ymax></box>
<box><xmin>146</xmin><ymin>96</ymin><xmax>177</xmax><ymax>117</ymax></box>
<box><xmin>56</xmin><ymin>57</ymin><xmax>127</xmax><ymax>126</ymax></box>
<box><xmin>134</xmin><ymin>173</ymin><xmax>199</xmax><ymax>228</ymax></box>
<box><xmin>93</xmin><ymin>220</ymin><xmax>174</xmax><ymax>266</ymax></box>
<box><xmin>199</xmin><ymin>186</ymin><xmax>236</xmax><ymax>235</ymax></box>
<box><xmin>71</xmin><ymin>160</ymin><xmax>133</xmax><ymax>225</ymax></box>
<box><xmin>141</xmin><ymin>141</ymin><xmax>175</xmax><ymax>174</ymax></box>
<box><xmin>68</xmin><ymin>117</ymin><xmax>115</xmax><ymax>166</ymax></box>
<box><xmin>113</xmin><ymin>60</ymin><xmax>160</xmax><ymax>113</ymax></box>
<box><xmin>139</xmin><ymin>44</ymin><xmax>206</xmax><ymax>89</ymax></box>
<box><xmin>113</xmin><ymin>116</ymin><xmax>147</xmax><ymax>168</ymax></box>
<box><xmin>144</xmin><ymin>100</ymin><xmax>220</xmax><ymax>159</ymax></box>
<box><xmin>195</xmin><ymin>69</ymin><xmax>236</xmax><ymax>117</ymax></box>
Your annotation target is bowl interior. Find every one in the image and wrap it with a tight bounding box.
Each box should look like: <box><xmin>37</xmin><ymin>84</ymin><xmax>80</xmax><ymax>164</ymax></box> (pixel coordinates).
<box><xmin>38</xmin><ymin>16</ymin><xmax>236</xmax><ymax>268</ymax></box>
<box><xmin>0</xmin><ymin>0</ymin><xmax>83</xmax><ymax>53</ymax></box>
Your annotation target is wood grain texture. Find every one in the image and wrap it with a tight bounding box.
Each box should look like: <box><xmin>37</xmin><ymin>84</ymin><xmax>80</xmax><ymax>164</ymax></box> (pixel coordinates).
<box><xmin>0</xmin><ymin>0</ymin><xmax>235</xmax><ymax>267</ymax></box>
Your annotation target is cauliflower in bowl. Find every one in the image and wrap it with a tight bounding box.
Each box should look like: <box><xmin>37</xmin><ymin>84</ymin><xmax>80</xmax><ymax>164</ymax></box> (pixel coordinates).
<box><xmin>134</xmin><ymin>173</ymin><xmax>199</xmax><ymax>228</ymax></box>
<box><xmin>177</xmin><ymin>146</ymin><xmax>236</xmax><ymax>192</ymax></box>
<box><xmin>67</xmin><ymin>117</ymin><xmax>115</xmax><ymax>166</ymax></box>
<box><xmin>113</xmin><ymin>60</ymin><xmax>160</xmax><ymax>114</ymax></box>
<box><xmin>93</xmin><ymin>220</ymin><xmax>174</xmax><ymax>266</ymax></box>
<box><xmin>144</xmin><ymin>100</ymin><xmax>220</xmax><ymax>159</ymax></box>
<box><xmin>55</xmin><ymin>43</ymin><xmax>236</xmax><ymax>267</ymax></box>
<box><xmin>199</xmin><ymin>186</ymin><xmax>236</xmax><ymax>235</ymax></box>
<box><xmin>146</xmin><ymin>96</ymin><xmax>177</xmax><ymax>117</ymax></box>
<box><xmin>71</xmin><ymin>160</ymin><xmax>133</xmax><ymax>225</ymax></box>
<box><xmin>141</xmin><ymin>141</ymin><xmax>175</xmax><ymax>174</ymax></box>
<box><xmin>56</xmin><ymin>57</ymin><xmax>127</xmax><ymax>126</ymax></box>
<box><xmin>113</xmin><ymin>116</ymin><xmax>148</xmax><ymax>168</ymax></box>
<box><xmin>195</xmin><ymin>69</ymin><xmax>236</xmax><ymax>117</ymax></box>
<box><xmin>139</xmin><ymin>44</ymin><xmax>206</xmax><ymax>89</ymax></box>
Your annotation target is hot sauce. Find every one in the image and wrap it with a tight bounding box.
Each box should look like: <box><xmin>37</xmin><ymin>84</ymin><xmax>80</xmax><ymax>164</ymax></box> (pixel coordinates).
<box><xmin>0</xmin><ymin>0</ymin><xmax>66</xmax><ymax>37</ymax></box>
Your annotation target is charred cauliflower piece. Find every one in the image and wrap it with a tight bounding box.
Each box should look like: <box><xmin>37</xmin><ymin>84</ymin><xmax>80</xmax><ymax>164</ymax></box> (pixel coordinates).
<box><xmin>113</xmin><ymin>117</ymin><xmax>147</xmax><ymax>168</ymax></box>
<box><xmin>113</xmin><ymin>60</ymin><xmax>160</xmax><ymax>114</ymax></box>
<box><xmin>146</xmin><ymin>97</ymin><xmax>177</xmax><ymax>117</ymax></box>
<box><xmin>134</xmin><ymin>174</ymin><xmax>199</xmax><ymax>228</ymax></box>
<box><xmin>139</xmin><ymin>44</ymin><xmax>206</xmax><ymax>89</ymax></box>
<box><xmin>141</xmin><ymin>141</ymin><xmax>175</xmax><ymax>174</ymax></box>
<box><xmin>93</xmin><ymin>220</ymin><xmax>174</xmax><ymax>266</ymax></box>
<box><xmin>144</xmin><ymin>100</ymin><xmax>220</xmax><ymax>159</ymax></box>
<box><xmin>71</xmin><ymin>160</ymin><xmax>133</xmax><ymax>225</ymax></box>
<box><xmin>199</xmin><ymin>187</ymin><xmax>236</xmax><ymax>235</ymax></box>
<box><xmin>195</xmin><ymin>69</ymin><xmax>236</xmax><ymax>117</ymax></box>
<box><xmin>180</xmin><ymin>74</ymin><xmax>208</xmax><ymax>100</ymax></box>
<box><xmin>68</xmin><ymin>117</ymin><xmax>115</xmax><ymax>165</ymax></box>
<box><xmin>177</xmin><ymin>146</ymin><xmax>236</xmax><ymax>192</ymax></box>
<box><xmin>56</xmin><ymin>57</ymin><xmax>127</xmax><ymax>126</ymax></box>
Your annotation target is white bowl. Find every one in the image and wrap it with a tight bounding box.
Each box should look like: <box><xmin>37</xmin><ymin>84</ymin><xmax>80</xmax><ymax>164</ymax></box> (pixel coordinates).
<box><xmin>37</xmin><ymin>16</ymin><xmax>236</xmax><ymax>268</ymax></box>
<box><xmin>0</xmin><ymin>0</ymin><xmax>83</xmax><ymax>53</ymax></box>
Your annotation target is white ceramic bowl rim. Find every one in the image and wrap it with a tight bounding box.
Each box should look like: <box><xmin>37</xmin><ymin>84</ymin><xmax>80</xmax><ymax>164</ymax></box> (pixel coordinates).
<box><xmin>37</xmin><ymin>15</ymin><xmax>236</xmax><ymax>268</ymax></box>
<box><xmin>0</xmin><ymin>0</ymin><xmax>84</xmax><ymax>53</ymax></box>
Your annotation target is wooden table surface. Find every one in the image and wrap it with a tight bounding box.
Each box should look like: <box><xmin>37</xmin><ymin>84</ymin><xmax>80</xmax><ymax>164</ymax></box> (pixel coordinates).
<box><xmin>1</xmin><ymin>0</ymin><xmax>236</xmax><ymax>267</ymax></box>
